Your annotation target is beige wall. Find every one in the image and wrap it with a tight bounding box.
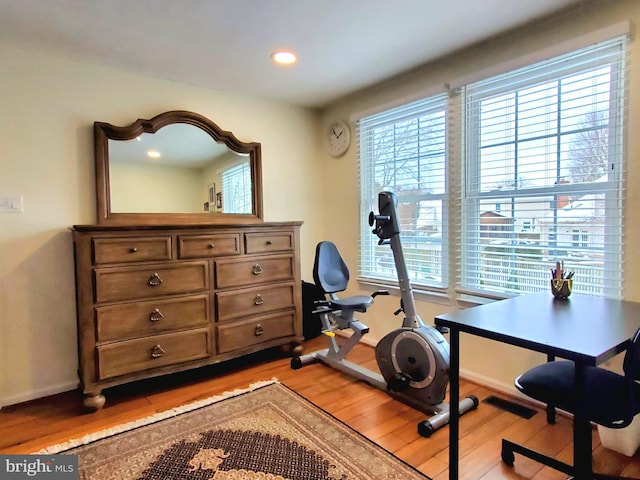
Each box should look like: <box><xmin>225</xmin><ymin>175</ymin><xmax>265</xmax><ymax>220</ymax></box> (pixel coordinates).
<box><xmin>2</xmin><ymin>0</ymin><xmax>639</xmax><ymax>406</ymax></box>
<box><xmin>321</xmin><ymin>0</ymin><xmax>640</xmax><ymax>393</ymax></box>
<box><xmin>110</xmin><ymin>162</ymin><xmax>202</xmax><ymax>213</ymax></box>
<box><xmin>0</xmin><ymin>45</ymin><xmax>326</xmax><ymax>406</ymax></box>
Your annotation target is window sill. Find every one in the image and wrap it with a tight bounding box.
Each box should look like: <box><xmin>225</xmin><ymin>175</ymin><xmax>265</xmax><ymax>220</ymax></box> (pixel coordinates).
<box><xmin>357</xmin><ymin>277</ymin><xmax>514</xmax><ymax>309</ymax></box>
<box><xmin>357</xmin><ymin>277</ymin><xmax>452</xmax><ymax>306</ymax></box>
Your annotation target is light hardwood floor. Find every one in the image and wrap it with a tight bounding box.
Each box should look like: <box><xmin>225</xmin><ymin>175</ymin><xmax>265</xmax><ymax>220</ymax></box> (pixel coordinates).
<box><xmin>1</xmin><ymin>336</ymin><xmax>639</xmax><ymax>479</ymax></box>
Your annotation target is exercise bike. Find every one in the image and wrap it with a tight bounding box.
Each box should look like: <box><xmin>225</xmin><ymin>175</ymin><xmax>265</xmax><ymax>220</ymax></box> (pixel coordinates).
<box><xmin>291</xmin><ymin>190</ymin><xmax>478</xmax><ymax>436</ymax></box>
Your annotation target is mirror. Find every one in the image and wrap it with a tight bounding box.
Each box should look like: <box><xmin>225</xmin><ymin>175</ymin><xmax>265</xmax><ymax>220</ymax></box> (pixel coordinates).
<box><xmin>94</xmin><ymin>110</ymin><xmax>263</xmax><ymax>225</ymax></box>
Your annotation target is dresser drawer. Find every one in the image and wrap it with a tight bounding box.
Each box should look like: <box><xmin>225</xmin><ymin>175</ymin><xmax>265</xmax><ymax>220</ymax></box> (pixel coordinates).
<box><xmin>215</xmin><ymin>254</ymin><xmax>294</xmax><ymax>289</ymax></box>
<box><xmin>217</xmin><ymin>311</ymin><xmax>296</xmax><ymax>354</ymax></box>
<box><xmin>216</xmin><ymin>282</ymin><xmax>295</xmax><ymax>322</ymax></box>
<box><xmin>97</xmin><ymin>328</ymin><xmax>211</xmax><ymax>380</ymax></box>
<box><xmin>245</xmin><ymin>231</ymin><xmax>294</xmax><ymax>254</ymax></box>
<box><xmin>96</xmin><ymin>294</ymin><xmax>210</xmax><ymax>342</ymax></box>
<box><xmin>93</xmin><ymin>236</ymin><xmax>172</xmax><ymax>265</ymax></box>
<box><xmin>178</xmin><ymin>233</ymin><xmax>241</xmax><ymax>259</ymax></box>
<box><xmin>95</xmin><ymin>261</ymin><xmax>209</xmax><ymax>303</ymax></box>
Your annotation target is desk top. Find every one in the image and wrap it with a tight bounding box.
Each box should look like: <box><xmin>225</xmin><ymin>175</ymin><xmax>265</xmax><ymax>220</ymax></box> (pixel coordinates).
<box><xmin>435</xmin><ymin>292</ymin><xmax>640</xmax><ymax>364</ymax></box>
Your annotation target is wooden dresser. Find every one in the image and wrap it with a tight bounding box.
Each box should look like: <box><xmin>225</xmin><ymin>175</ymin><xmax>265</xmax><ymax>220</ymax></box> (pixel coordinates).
<box><xmin>72</xmin><ymin>222</ymin><xmax>303</xmax><ymax>409</ymax></box>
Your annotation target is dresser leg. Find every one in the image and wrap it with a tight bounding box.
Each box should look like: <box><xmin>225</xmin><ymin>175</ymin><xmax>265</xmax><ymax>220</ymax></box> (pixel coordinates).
<box><xmin>83</xmin><ymin>392</ymin><xmax>106</xmax><ymax>411</ymax></box>
<box><xmin>279</xmin><ymin>341</ymin><xmax>304</xmax><ymax>357</ymax></box>
<box><xmin>291</xmin><ymin>342</ymin><xmax>304</xmax><ymax>357</ymax></box>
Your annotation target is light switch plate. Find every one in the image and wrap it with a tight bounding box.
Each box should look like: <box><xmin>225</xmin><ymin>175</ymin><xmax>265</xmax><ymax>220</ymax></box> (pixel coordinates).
<box><xmin>0</xmin><ymin>194</ymin><xmax>23</xmax><ymax>213</ymax></box>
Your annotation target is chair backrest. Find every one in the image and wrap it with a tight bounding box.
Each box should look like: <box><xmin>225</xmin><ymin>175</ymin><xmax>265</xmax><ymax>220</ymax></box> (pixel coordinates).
<box><xmin>313</xmin><ymin>241</ymin><xmax>350</xmax><ymax>295</ymax></box>
<box><xmin>623</xmin><ymin>327</ymin><xmax>640</xmax><ymax>382</ymax></box>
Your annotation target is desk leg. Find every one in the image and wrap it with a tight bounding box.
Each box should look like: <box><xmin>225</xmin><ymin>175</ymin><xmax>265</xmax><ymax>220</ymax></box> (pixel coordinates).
<box><xmin>573</xmin><ymin>361</ymin><xmax>593</xmax><ymax>480</ymax></box>
<box><xmin>546</xmin><ymin>353</ymin><xmax>556</xmax><ymax>424</ymax></box>
<box><xmin>449</xmin><ymin>328</ymin><xmax>460</xmax><ymax>480</ymax></box>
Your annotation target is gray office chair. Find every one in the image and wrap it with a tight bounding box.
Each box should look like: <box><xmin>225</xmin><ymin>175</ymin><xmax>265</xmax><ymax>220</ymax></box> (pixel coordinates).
<box><xmin>503</xmin><ymin>326</ymin><xmax>640</xmax><ymax>478</ymax></box>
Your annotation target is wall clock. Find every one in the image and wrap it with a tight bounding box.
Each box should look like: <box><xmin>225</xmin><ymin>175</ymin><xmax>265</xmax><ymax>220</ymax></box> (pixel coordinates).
<box><xmin>327</xmin><ymin>120</ymin><xmax>351</xmax><ymax>157</ymax></box>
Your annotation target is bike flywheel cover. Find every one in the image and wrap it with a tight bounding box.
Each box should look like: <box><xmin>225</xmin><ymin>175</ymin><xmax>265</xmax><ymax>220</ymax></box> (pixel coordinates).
<box><xmin>390</xmin><ymin>330</ymin><xmax>436</xmax><ymax>389</ymax></box>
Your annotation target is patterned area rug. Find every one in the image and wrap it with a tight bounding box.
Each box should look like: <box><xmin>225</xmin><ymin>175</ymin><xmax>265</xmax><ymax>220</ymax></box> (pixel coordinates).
<box><xmin>40</xmin><ymin>380</ymin><xmax>430</xmax><ymax>479</ymax></box>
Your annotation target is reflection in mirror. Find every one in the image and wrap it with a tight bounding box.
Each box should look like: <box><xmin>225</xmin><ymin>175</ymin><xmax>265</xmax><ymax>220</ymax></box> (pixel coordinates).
<box><xmin>109</xmin><ymin>124</ymin><xmax>252</xmax><ymax>215</ymax></box>
<box><xmin>94</xmin><ymin>110</ymin><xmax>263</xmax><ymax>226</ymax></box>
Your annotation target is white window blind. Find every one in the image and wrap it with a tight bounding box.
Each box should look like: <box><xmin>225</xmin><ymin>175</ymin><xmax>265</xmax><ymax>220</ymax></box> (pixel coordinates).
<box><xmin>221</xmin><ymin>162</ymin><xmax>252</xmax><ymax>214</ymax></box>
<box><xmin>358</xmin><ymin>94</ymin><xmax>448</xmax><ymax>290</ymax></box>
<box><xmin>459</xmin><ymin>35</ymin><xmax>628</xmax><ymax>299</ymax></box>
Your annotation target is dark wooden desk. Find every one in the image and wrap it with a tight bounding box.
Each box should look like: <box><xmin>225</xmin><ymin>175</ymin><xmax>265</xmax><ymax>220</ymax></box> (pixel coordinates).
<box><xmin>435</xmin><ymin>292</ymin><xmax>640</xmax><ymax>480</ymax></box>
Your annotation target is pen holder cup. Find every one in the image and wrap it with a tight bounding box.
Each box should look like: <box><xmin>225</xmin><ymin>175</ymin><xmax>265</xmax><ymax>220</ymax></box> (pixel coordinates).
<box><xmin>551</xmin><ymin>279</ymin><xmax>572</xmax><ymax>298</ymax></box>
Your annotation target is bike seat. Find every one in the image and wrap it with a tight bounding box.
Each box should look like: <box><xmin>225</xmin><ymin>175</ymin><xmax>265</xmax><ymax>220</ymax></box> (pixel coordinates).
<box><xmin>313</xmin><ymin>241</ymin><xmax>380</xmax><ymax>313</ymax></box>
<box><xmin>327</xmin><ymin>295</ymin><xmax>374</xmax><ymax>313</ymax></box>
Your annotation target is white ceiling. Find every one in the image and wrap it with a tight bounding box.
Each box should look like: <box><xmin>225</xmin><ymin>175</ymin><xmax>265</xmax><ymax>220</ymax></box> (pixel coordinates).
<box><xmin>0</xmin><ymin>0</ymin><xmax>585</xmax><ymax>108</ymax></box>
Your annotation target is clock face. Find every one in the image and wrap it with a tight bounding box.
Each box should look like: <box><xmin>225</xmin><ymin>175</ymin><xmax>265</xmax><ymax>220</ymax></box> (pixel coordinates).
<box><xmin>327</xmin><ymin>120</ymin><xmax>351</xmax><ymax>157</ymax></box>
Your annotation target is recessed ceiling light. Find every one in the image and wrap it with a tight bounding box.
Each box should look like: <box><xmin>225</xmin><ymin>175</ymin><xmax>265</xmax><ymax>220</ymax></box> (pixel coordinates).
<box><xmin>271</xmin><ymin>50</ymin><xmax>297</xmax><ymax>65</ymax></box>
<box><xmin>147</xmin><ymin>150</ymin><xmax>161</xmax><ymax>158</ymax></box>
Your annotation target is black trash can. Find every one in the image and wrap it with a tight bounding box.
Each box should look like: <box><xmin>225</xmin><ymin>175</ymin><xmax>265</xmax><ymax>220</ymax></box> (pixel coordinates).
<box><xmin>302</xmin><ymin>281</ymin><xmax>325</xmax><ymax>340</ymax></box>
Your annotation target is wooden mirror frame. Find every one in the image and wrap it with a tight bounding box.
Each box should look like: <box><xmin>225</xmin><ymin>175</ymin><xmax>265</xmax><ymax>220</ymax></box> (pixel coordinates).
<box><xmin>94</xmin><ymin>110</ymin><xmax>263</xmax><ymax>226</ymax></box>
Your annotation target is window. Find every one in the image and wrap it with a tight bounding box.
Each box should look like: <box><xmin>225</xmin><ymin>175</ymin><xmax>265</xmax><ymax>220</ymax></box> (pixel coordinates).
<box><xmin>357</xmin><ymin>33</ymin><xmax>628</xmax><ymax>300</ymax></box>
<box><xmin>358</xmin><ymin>94</ymin><xmax>448</xmax><ymax>290</ymax></box>
<box><xmin>221</xmin><ymin>162</ymin><xmax>252</xmax><ymax>214</ymax></box>
<box><xmin>460</xmin><ymin>36</ymin><xmax>627</xmax><ymax>299</ymax></box>
<box><xmin>572</xmin><ymin>229</ymin><xmax>589</xmax><ymax>248</ymax></box>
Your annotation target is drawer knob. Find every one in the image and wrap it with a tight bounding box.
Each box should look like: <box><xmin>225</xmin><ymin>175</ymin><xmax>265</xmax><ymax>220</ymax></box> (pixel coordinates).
<box><xmin>129</xmin><ymin>247</ymin><xmax>138</xmax><ymax>253</ymax></box>
<box><xmin>265</xmin><ymin>240</ymin><xmax>273</xmax><ymax>246</ymax></box>
<box><xmin>149</xmin><ymin>308</ymin><xmax>164</xmax><ymax>322</ymax></box>
<box><xmin>254</xmin><ymin>294</ymin><xmax>265</xmax><ymax>305</ymax></box>
<box><xmin>150</xmin><ymin>344</ymin><xmax>165</xmax><ymax>358</ymax></box>
<box><xmin>254</xmin><ymin>324</ymin><xmax>264</xmax><ymax>336</ymax></box>
<box><xmin>148</xmin><ymin>273</ymin><xmax>163</xmax><ymax>287</ymax></box>
<box><xmin>252</xmin><ymin>264</ymin><xmax>263</xmax><ymax>275</ymax></box>
<box><xmin>208</xmin><ymin>243</ymin><xmax>215</xmax><ymax>249</ymax></box>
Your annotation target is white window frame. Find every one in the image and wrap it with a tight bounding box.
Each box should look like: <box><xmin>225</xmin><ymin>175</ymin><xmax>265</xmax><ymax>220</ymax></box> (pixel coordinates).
<box><xmin>357</xmin><ymin>94</ymin><xmax>449</xmax><ymax>293</ymax></box>
<box><xmin>459</xmin><ymin>37</ymin><xmax>626</xmax><ymax>300</ymax></box>
<box><xmin>356</xmin><ymin>31</ymin><xmax>628</xmax><ymax>301</ymax></box>
<box><xmin>220</xmin><ymin>162</ymin><xmax>252</xmax><ymax>214</ymax></box>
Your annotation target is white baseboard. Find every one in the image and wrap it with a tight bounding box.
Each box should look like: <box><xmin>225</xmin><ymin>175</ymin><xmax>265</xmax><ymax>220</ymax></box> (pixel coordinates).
<box><xmin>4</xmin><ymin>338</ymin><xmax>542</xmax><ymax>412</ymax></box>
<box><xmin>334</xmin><ymin>330</ymin><xmax>544</xmax><ymax>407</ymax></box>
<box><xmin>0</xmin><ymin>381</ymin><xmax>78</xmax><ymax>410</ymax></box>
<box><xmin>460</xmin><ymin>370</ymin><xmax>522</xmax><ymax>400</ymax></box>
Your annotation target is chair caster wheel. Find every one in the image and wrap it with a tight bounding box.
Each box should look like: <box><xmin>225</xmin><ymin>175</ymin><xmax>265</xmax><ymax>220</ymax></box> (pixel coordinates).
<box><xmin>501</xmin><ymin>446</ymin><xmax>515</xmax><ymax>467</ymax></box>
<box><xmin>417</xmin><ymin>420</ymin><xmax>434</xmax><ymax>438</ymax></box>
<box><xmin>290</xmin><ymin>357</ymin><xmax>302</xmax><ymax>370</ymax></box>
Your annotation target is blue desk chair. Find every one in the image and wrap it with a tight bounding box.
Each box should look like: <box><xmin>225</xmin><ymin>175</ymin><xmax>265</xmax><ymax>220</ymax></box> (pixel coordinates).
<box><xmin>503</xmin><ymin>327</ymin><xmax>640</xmax><ymax>478</ymax></box>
